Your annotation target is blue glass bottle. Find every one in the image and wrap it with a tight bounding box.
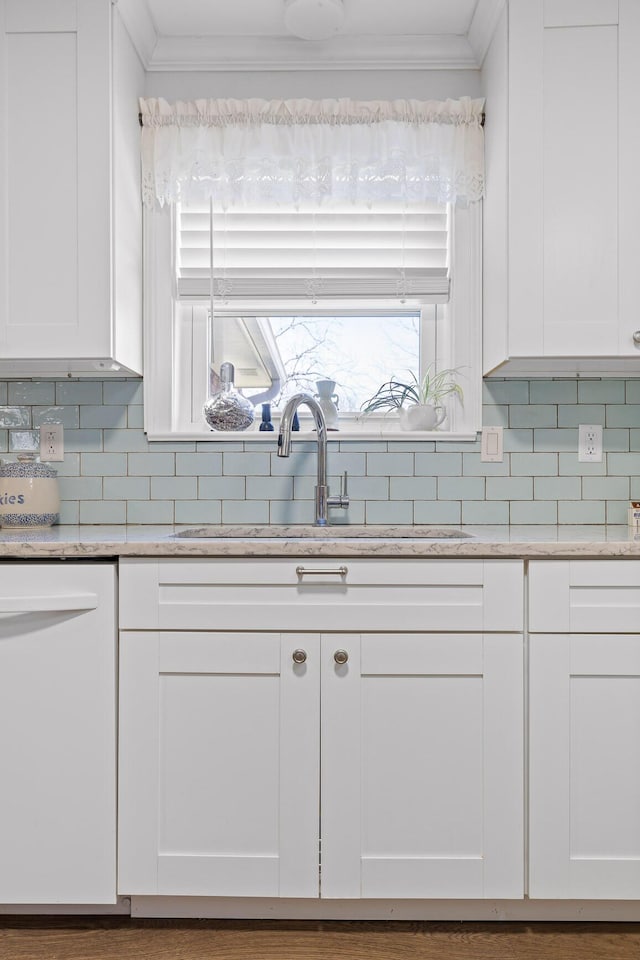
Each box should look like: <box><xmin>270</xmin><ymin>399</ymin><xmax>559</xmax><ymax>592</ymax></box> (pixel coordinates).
<box><xmin>259</xmin><ymin>403</ymin><xmax>275</xmax><ymax>432</ymax></box>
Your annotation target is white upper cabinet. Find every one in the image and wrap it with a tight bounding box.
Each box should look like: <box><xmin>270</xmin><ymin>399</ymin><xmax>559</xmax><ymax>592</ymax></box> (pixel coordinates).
<box><xmin>483</xmin><ymin>0</ymin><xmax>640</xmax><ymax>376</ymax></box>
<box><xmin>0</xmin><ymin>0</ymin><xmax>143</xmax><ymax>376</ymax></box>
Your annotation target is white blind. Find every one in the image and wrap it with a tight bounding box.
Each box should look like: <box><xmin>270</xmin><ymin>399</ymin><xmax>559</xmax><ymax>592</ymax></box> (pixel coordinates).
<box><xmin>176</xmin><ymin>202</ymin><xmax>450</xmax><ymax>301</ymax></box>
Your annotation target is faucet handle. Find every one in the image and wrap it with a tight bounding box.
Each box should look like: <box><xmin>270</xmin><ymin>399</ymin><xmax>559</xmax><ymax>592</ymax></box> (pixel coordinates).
<box><xmin>327</xmin><ymin>470</ymin><xmax>349</xmax><ymax>510</ymax></box>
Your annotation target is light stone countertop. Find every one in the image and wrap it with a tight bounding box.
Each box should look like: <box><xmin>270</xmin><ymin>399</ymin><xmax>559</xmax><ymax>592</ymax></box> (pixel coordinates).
<box><xmin>1</xmin><ymin>524</ymin><xmax>640</xmax><ymax>558</ymax></box>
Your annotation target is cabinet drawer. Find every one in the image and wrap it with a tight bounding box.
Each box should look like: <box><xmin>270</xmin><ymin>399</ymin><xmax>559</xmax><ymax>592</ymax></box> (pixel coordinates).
<box><xmin>120</xmin><ymin>558</ymin><xmax>523</xmax><ymax>632</ymax></box>
<box><xmin>530</xmin><ymin>560</ymin><xmax>640</xmax><ymax>632</ymax></box>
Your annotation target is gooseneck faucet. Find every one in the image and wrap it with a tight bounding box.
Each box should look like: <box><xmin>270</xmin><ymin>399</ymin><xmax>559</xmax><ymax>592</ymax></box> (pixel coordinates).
<box><xmin>277</xmin><ymin>393</ymin><xmax>349</xmax><ymax>526</ymax></box>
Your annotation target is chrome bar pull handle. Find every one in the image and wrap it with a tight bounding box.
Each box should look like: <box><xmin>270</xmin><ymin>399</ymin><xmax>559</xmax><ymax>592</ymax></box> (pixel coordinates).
<box><xmin>296</xmin><ymin>565</ymin><xmax>348</xmax><ymax>578</ymax></box>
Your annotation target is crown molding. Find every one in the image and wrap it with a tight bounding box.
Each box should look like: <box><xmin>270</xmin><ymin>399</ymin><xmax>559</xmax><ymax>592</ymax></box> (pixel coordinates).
<box><xmin>115</xmin><ymin>0</ymin><xmax>158</xmax><ymax>68</ymax></box>
<box><xmin>467</xmin><ymin>0</ymin><xmax>507</xmax><ymax>67</ymax></box>
<box><xmin>146</xmin><ymin>33</ymin><xmax>478</xmax><ymax>72</ymax></box>
<box><xmin>116</xmin><ymin>0</ymin><xmax>499</xmax><ymax>72</ymax></box>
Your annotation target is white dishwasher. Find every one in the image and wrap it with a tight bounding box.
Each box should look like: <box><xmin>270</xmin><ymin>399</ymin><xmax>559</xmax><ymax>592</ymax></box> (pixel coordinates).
<box><xmin>0</xmin><ymin>561</ymin><xmax>116</xmax><ymax>904</ymax></box>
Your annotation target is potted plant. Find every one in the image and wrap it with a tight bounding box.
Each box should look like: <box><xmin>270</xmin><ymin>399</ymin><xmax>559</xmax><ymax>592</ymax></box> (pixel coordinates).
<box><xmin>360</xmin><ymin>367</ymin><xmax>463</xmax><ymax>431</ymax></box>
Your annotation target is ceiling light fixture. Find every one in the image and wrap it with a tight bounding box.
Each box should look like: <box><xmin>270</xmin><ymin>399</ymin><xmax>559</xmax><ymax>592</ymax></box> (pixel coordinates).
<box><xmin>283</xmin><ymin>0</ymin><xmax>345</xmax><ymax>41</ymax></box>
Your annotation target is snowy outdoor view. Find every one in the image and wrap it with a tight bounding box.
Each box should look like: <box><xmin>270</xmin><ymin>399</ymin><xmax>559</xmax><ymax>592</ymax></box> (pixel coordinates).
<box><xmin>266</xmin><ymin>314</ymin><xmax>421</xmax><ymax>414</ymax></box>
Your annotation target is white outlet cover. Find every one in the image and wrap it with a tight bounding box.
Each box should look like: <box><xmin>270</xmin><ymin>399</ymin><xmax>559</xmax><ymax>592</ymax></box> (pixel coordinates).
<box><xmin>39</xmin><ymin>423</ymin><xmax>64</xmax><ymax>462</ymax></box>
<box><xmin>578</xmin><ymin>423</ymin><xmax>603</xmax><ymax>462</ymax></box>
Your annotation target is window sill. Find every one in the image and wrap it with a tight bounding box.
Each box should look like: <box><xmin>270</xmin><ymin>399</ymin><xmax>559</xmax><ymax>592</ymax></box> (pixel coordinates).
<box><xmin>146</xmin><ymin>429</ymin><xmax>480</xmax><ymax>443</ymax></box>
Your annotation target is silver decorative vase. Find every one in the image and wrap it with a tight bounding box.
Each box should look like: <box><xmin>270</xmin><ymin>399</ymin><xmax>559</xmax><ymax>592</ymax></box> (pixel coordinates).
<box><xmin>203</xmin><ymin>362</ymin><xmax>254</xmax><ymax>432</ymax></box>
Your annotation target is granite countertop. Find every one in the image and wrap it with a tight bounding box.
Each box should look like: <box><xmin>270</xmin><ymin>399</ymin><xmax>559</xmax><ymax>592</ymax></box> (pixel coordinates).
<box><xmin>1</xmin><ymin>524</ymin><xmax>640</xmax><ymax>558</ymax></box>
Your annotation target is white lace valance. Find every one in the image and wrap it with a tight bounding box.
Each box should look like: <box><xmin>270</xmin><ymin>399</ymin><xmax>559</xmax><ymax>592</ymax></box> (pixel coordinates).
<box><xmin>140</xmin><ymin>96</ymin><xmax>485</xmax><ymax>208</ymax></box>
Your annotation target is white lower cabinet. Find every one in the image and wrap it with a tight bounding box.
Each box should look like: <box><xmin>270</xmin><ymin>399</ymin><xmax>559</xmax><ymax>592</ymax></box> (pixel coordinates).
<box><xmin>118</xmin><ymin>558</ymin><xmax>524</xmax><ymax>901</ymax></box>
<box><xmin>321</xmin><ymin>630</ymin><xmax>523</xmax><ymax>900</ymax></box>
<box><xmin>530</xmin><ymin>560</ymin><xmax>640</xmax><ymax>899</ymax></box>
<box><xmin>0</xmin><ymin>562</ymin><xmax>116</xmax><ymax>904</ymax></box>
<box><xmin>118</xmin><ymin>630</ymin><xmax>321</xmax><ymax>899</ymax></box>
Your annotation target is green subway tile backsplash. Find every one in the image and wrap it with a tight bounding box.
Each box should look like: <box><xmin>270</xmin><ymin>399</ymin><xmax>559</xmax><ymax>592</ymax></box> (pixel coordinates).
<box><xmin>485</xmin><ymin>477</ymin><xmax>533</xmax><ymax>501</ymax></box>
<box><xmin>510</xmin><ymin>452</ymin><xmax>558</xmax><ymax>476</ymax></box>
<box><xmin>483</xmin><ymin>381</ymin><xmax>529</xmax><ymax>405</ymax></box>
<box><xmin>558</xmin><ymin>404</ymin><xmax>605</xmax><ymax>427</ymax></box>
<box><xmin>533</xmin><ymin>477</ymin><xmax>581</xmax><ymax>501</ymax></box>
<box><xmin>582</xmin><ymin>477</ymin><xmax>630</xmax><ymax>501</ymax></box>
<box><xmin>413</xmin><ymin>500</ymin><xmax>462</xmax><ymax>524</ymax></box>
<box><xmin>509</xmin><ymin>500</ymin><xmax>558</xmax><ymax>525</ymax></box>
<box><xmin>389</xmin><ymin>477</ymin><xmax>437</xmax><ymax>500</ymax></box>
<box><xmin>529</xmin><ymin>380</ymin><xmax>577</xmax><ymax>404</ymax></box>
<box><xmin>509</xmin><ymin>405</ymin><xmax>557</xmax><ymax>429</ymax></box>
<box><xmin>221</xmin><ymin>500</ymin><xmax>270</xmax><ymax>524</ymax></box>
<box><xmin>8</xmin><ymin>382</ymin><xmax>55</xmax><ymax>405</ymax></box>
<box><xmin>1</xmin><ymin>377</ymin><xmax>640</xmax><ymax>524</ymax></box>
<box><xmin>606</xmin><ymin>405</ymin><xmax>640</xmax><ymax>427</ymax></box>
<box><xmin>578</xmin><ymin>380</ymin><xmax>626</xmax><ymax>404</ymax></box>
<box><xmin>558</xmin><ymin>500</ymin><xmax>607</xmax><ymax>525</ymax></box>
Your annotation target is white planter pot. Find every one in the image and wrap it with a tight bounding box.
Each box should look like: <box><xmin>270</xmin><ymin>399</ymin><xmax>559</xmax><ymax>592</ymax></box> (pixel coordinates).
<box><xmin>398</xmin><ymin>404</ymin><xmax>446</xmax><ymax>431</ymax></box>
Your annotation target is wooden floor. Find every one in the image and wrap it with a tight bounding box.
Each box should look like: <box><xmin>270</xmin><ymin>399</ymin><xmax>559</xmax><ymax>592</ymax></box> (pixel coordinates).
<box><xmin>1</xmin><ymin>918</ymin><xmax>640</xmax><ymax>960</ymax></box>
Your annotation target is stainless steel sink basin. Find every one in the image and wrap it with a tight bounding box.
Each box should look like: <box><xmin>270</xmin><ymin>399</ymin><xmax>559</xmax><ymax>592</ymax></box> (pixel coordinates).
<box><xmin>173</xmin><ymin>525</ymin><xmax>473</xmax><ymax>540</ymax></box>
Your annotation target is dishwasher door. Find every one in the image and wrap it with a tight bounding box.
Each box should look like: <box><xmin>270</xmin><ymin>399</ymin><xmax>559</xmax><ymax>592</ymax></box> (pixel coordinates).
<box><xmin>0</xmin><ymin>562</ymin><xmax>116</xmax><ymax>904</ymax></box>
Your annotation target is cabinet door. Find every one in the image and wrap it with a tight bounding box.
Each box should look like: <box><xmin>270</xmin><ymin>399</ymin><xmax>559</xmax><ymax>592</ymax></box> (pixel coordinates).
<box><xmin>321</xmin><ymin>632</ymin><xmax>524</xmax><ymax>899</ymax></box>
<box><xmin>0</xmin><ymin>0</ymin><xmax>111</xmax><ymax>360</ymax></box>
<box><xmin>530</xmin><ymin>633</ymin><xmax>640</xmax><ymax>899</ymax></box>
<box><xmin>508</xmin><ymin>0</ymin><xmax>640</xmax><ymax>358</ymax></box>
<box><xmin>118</xmin><ymin>631</ymin><xmax>320</xmax><ymax>898</ymax></box>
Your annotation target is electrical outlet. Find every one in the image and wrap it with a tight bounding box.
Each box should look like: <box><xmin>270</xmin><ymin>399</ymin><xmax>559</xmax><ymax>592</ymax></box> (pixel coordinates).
<box><xmin>578</xmin><ymin>424</ymin><xmax>603</xmax><ymax>462</ymax></box>
<box><xmin>39</xmin><ymin>423</ymin><xmax>64</xmax><ymax>462</ymax></box>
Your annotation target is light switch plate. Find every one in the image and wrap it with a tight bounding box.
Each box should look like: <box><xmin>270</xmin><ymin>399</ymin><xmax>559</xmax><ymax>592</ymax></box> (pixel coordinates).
<box><xmin>481</xmin><ymin>426</ymin><xmax>503</xmax><ymax>462</ymax></box>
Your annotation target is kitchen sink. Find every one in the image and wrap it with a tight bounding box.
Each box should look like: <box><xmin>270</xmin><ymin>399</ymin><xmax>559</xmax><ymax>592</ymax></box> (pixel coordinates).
<box><xmin>173</xmin><ymin>525</ymin><xmax>473</xmax><ymax>540</ymax></box>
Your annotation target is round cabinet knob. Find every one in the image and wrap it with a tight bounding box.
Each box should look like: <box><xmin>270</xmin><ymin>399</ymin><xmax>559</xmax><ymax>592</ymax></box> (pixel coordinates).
<box><xmin>633</xmin><ymin>331</ymin><xmax>640</xmax><ymax>345</ymax></box>
<box><xmin>292</xmin><ymin>649</ymin><xmax>307</xmax><ymax>664</ymax></box>
<box><xmin>333</xmin><ymin>649</ymin><xmax>349</xmax><ymax>665</ymax></box>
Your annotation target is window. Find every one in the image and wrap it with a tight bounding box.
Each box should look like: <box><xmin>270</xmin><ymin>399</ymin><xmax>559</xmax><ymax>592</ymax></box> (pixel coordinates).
<box><xmin>143</xmin><ymin>200</ymin><xmax>481</xmax><ymax>439</ymax></box>
<box><xmin>140</xmin><ymin>96</ymin><xmax>484</xmax><ymax>440</ymax></box>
